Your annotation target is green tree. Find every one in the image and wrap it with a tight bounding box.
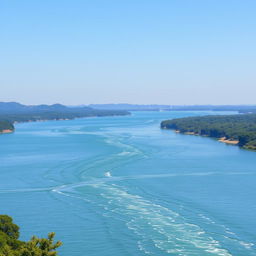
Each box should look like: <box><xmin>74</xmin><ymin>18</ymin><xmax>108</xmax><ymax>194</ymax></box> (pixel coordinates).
<box><xmin>0</xmin><ymin>215</ymin><xmax>62</xmax><ymax>256</ymax></box>
<box><xmin>0</xmin><ymin>215</ymin><xmax>19</xmax><ymax>240</ymax></box>
<box><xmin>19</xmin><ymin>233</ymin><xmax>62</xmax><ymax>256</ymax></box>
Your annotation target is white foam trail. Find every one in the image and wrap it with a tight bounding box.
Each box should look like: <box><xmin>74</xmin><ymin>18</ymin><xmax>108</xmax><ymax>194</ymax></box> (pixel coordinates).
<box><xmin>51</xmin><ymin>171</ymin><xmax>255</xmax><ymax>192</ymax></box>
<box><xmin>239</xmin><ymin>241</ymin><xmax>254</xmax><ymax>249</ymax></box>
<box><xmin>49</xmin><ymin>171</ymin><xmax>256</xmax><ymax>255</ymax></box>
<box><xmin>88</xmin><ymin>184</ymin><xmax>232</xmax><ymax>256</ymax></box>
<box><xmin>117</xmin><ymin>151</ymin><xmax>136</xmax><ymax>156</ymax></box>
<box><xmin>1</xmin><ymin>171</ymin><xmax>253</xmax><ymax>194</ymax></box>
<box><xmin>104</xmin><ymin>137</ymin><xmax>142</xmax><ymax>156</ymax></box>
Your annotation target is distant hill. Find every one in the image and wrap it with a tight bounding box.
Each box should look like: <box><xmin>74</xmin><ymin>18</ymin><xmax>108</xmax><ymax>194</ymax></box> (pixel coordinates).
<box><xmin>89</xmin><ymin>104</ymin><xmax>256</xmax><ymax>112</ymax></box>
<box><xmin>0</xmin><ymin>102</ymin><xmax>91</xmax><ymax>113</ymax></box>
<box><xmin>170</xmin><ymin>105</ymin><xmax>256</xmax><ymax>112</ymax></box>
<box><xmin>238</xmin><ymin>108</ymin><xmax>256</xmax><ymax>114</ymax></box>
<box><xmin>89</xmin><ymin>104</ymin><xmax>172</xmax><ymax>111</ymax></box>
<box><xmin>0</xmin><ymin>102</ymin><xmax>130</xmax><ymax>132</ymax></box>
<box><xmin>0</xmin><ymin>102</ymin><xmax>27</xmax><ymax>112</ymax></box>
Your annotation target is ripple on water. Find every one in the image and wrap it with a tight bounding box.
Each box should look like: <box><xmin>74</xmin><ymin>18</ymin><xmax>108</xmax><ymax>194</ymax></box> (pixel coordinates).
<box><xmin>83</xmin><ymin>184</ymin><xmax>233</xmax><ymax>256</ymax></box>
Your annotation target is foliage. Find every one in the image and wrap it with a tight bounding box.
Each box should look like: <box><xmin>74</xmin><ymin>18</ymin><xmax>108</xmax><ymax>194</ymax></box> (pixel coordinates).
<box><xmin>0</xmin><ymin>121</ymin><xmax>14</xmax><ymax>133</ymax></box>
<box><xmin>0</xmin><ymin>109</ymin><xmax>129</xmax><ymax>123</ymax></box>
<box><xmin>161</xmin><ymin>114</ymin><xmax>256</xmax><ymax>150</ymax></box>
<box><xmin>0</xmin><ymin>102</ymin><xmax>129</xmax><ymax>122</ymax></box>
<box><xmin>0</xmin><ymin>215</ymin><xmax>62</xmax><ymax>256</ymax></box>
<box><xmin>0</xmin><ymin>102</ymin><xmax>130</xmax><ymax>133</ymax></box>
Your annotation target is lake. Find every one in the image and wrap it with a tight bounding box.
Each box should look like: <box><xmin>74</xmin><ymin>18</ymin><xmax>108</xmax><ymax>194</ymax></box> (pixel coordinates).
<box><xmin>0</xmin><ymin>111</ymin><xmax>255</xmax><ymax>256</ymax></box>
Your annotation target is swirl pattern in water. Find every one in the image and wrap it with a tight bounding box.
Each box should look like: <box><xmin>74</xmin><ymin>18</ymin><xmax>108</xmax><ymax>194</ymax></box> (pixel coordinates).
<box><xmin>0</xmin><ymin>111</ymin><xmax>255</xmax><ymax>256</ymax></box>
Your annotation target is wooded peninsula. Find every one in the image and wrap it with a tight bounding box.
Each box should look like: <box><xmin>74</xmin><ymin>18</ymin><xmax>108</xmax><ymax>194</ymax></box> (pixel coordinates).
<box><xmin>0</xmin><ymin>102</ymin><xmax>130</xmax><ymax>133</ymax></box>
<box><xmin>161</xmin><ymin>114</ymin><xmax>256</xmax><ymax>150</ymax></box>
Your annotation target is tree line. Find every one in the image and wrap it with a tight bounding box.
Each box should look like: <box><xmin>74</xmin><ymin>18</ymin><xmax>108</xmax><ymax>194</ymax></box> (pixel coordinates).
<box><xmin>0</xmin><ymin>102</ymin><xmax>130</xmax><ymax>133</ymax></box>
<box><xmin>161</xmin><ymin>114</ymin><xmax>256</xmax><ymax>150</ymax></box>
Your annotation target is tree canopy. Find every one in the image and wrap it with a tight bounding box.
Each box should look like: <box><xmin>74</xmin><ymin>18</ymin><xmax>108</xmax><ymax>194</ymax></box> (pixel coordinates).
<box><xmin>161</xmin><ymin>114</ymin><xmax>256</xmax><ymax>150</ymax></box>
<box><xmin>0</xmin><ymin>215</ymin><xmax>62</xmax><ymax>256</ymax></box>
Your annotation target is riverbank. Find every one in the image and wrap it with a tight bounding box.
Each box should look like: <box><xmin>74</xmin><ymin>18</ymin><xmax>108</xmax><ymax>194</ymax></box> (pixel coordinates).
<box><xmin>0</xmin><ymin>103</ymin><xmax>130</xmax><ymax>134</ymax></box>
<box><xmin>174</xmin><ymin>130</ymin><xmax>240</xmax><ymax>146</ymax></box>
<box><xmin>0</xmin><ymin>105</ymin><xmax>130</xmax><ymax>136</ymax></box>
<box><xmin>0</xmin><ymin>129</ymin><xmax>14</xmax><ymax>134</ymax></box>
<box><xmin>181</xmin><ymin>129</ymin><xmax>256</xmax><ymax>150</ymax></box>
<box><xmin>218</xmin><ymin>137</ymin><xmax>239</xmax><ymax>145</ymax></box>
<box><xmin>0</xmin><ymin>112</ymin><xmax>133</xmax><ymax>136</ymax></box>
<box><xmin>161</xmin><ymin>114</ymin><xmax>256</xmax><ymax>151</ymax></box>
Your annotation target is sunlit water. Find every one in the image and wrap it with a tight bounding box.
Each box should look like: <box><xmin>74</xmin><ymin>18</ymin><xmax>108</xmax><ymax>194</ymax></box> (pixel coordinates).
<box><xmin>0</xmin><ymin>111</ymin><xmax>255</xmax><ymax>256</ymax></box>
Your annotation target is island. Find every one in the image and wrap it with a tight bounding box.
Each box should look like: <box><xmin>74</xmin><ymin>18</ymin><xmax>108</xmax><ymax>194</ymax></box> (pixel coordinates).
<box><xmin>161</xmin><ymin>114</ymin><xmax>256</xmax><ymax>150</ymax></box>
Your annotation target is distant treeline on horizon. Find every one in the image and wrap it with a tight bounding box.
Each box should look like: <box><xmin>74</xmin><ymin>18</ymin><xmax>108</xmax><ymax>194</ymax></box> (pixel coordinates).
<box><xmin>1</xmin><ymin>101</ymin><xmax>256</xmax><ymax>133</ymax></box>
<box><xmin>0</xmin><ymin>102</ymin><xmax>130</xmax><ymax>133</ymax></box>
<box><xmin>89</xmin><ymin>104</ymin><xmax>256</xmax><ymax>113</ymax></box>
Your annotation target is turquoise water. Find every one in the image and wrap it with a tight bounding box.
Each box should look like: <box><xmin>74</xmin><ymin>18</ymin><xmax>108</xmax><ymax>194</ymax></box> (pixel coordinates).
<box><xmin>0</xmin><ymin>111</ymin><xmax>256</xmax><ymax>256</ymax></box>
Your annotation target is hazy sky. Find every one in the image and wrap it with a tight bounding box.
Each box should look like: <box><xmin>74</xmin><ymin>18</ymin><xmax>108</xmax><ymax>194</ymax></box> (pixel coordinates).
<box><xmin>0</xmin><ymin>0</ymin><xmax>255</xmax><ymax>105</ymax></box>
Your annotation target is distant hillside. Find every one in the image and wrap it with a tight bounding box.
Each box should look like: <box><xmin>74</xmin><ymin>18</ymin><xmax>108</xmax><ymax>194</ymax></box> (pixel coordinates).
<box><xmin>89</xmin><ymin>104</ymin><xmax>172</xmax><ymax>111</ymax></box>
<box><xmin>169</xmin><ymin>105</ymin><xmax>256</xmax><ymax>112</ymax></box>
<box><xmin>161</xmin><ymin>114</ymin><xmax>256</xmax><ymax>150</ymax></box>
<box><xmin>238</xmin><ymin>109</ymin><xmax>256</xmax><ymax>114</ymax></box>
<box><xmin>89</xmin><ymin>104</ymin><xmax>256</xmax><ymax>112</ymax></box>
<box><xmin>0</xmin><ymin>102</ymin><xmax>90</xmax><ymax>114</ymax></box>
<box><xmin>0</xmin><ymin>102</ymin><xmax>130</xmax><ymax>132</ymax></box>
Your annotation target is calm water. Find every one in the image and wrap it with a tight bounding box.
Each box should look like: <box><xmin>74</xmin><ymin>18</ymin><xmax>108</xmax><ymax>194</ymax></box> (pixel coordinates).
<box><xmin>0</xmin><ymin>111</ymin><xmax>256</xmax><ymax>256</ymax></box>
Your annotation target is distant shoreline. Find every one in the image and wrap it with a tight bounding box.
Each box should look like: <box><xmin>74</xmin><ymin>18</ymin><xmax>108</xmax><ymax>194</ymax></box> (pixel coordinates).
<box><xmin>161</xmin><ymin>114</ymin><xmax>256</xmax><ymax>151</ymax></box>
<box><xmin>173</xmin><ymin>129</ymin><xmax>240</xmax><ymax>145</ymax></box>
<box><xmin>0</xmin><ymin>102</ymin><xmax>130</xmax><ymax>136</ymax></box>
<box><xmin>0</xmin><ymin>129</ymin><xmax>14</xmax><ymax>134</ymax></box>
<box><xmin>12</xmin><ymin>113</ymin><xmax>129</xmax><ymax>124</ymax></box>
<box><xmin>0</xmin><ymin>113</ymin><xmax>130</xmax><ymax>135</ymax></box>
<box><xmin>218</xmin><ymin>137</ymin><xmax>239</xmax><ymax>145</ymax></box>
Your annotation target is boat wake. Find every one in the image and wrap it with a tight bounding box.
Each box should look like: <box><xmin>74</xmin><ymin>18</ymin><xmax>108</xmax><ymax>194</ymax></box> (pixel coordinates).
<box><xmin>56</xmin><ymin>183</ymin><xmax>233</xmax><ymax>256</ymax></box>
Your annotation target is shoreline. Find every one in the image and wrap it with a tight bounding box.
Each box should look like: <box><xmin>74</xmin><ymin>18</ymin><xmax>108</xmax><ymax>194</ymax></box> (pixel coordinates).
<box><xmin>13</xmin><ymin>113</ymin><xmax>129</xmax><ymax>125</ymax></box>
<box><xmin>0</xmin><ymin>129</ymin><xmax>14</xmax><ymax>134</ymax></box>
<box><xmin>13</xmin><ymin>118</ymin><xmax>73</xmax><ymax>124</ymax></box>
<box><xmin>161</xmin><ymin>114</ymin><xmax>256</xmax><ymax>152</ymax></box>
<box><xmin>172</xmin><ymin>129</ymin><xmax>241</xmax><ymax>146</ymax></box>
<box><xmin>218</xmin><ymin>137</ymin><xmax>239</xmax><ymax>145</ymax></box>
<box><xmin>0</xmin><ymin>113</ymin><xmax>130</xmax><ymax>135</ymax></box>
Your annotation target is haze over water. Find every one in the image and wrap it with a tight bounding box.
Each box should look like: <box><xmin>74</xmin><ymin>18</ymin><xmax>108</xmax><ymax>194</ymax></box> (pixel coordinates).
<box><xmin>1</xmin><ymin>111</ymin><xmax>256</xmax><ymax>256</ymax></box>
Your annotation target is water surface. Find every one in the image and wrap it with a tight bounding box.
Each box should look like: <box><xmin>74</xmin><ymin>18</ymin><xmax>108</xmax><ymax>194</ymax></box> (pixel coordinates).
<box><xmin>0</xmin><ymin>111</ymin><xmax>255</xmax><ymax>256</ymax></box>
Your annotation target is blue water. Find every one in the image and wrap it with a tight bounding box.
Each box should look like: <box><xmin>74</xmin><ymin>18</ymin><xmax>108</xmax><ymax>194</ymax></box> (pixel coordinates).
<box><xmin>0</xmin><ymin>111</ymin><xmax>256</xmax><ymax>256</ymax></box>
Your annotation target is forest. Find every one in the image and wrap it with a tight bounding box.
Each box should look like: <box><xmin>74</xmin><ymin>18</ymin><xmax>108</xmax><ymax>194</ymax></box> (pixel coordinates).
<box><xmin>0</xmin><ymin>102</ymin><xmax>129</xmax><ymax>122</ymax></box>
<box><xmin>0</xmin><ymin>109</ymin><xmax>129</xmax><ymax>123</ymax></box>
<box><xmin>0</xmin><ymin>215</ymin><xmax>61</xmax><ymax>256</ymax></box>
<box><xmin>0</xmin><ymin>102</ymin><xmax>130</xmax><ymax>133</ymax></box>
<box><xmin>161</xmin><ymin>114</ymin><xmax>256</xmax><ymax>150</ymax></box>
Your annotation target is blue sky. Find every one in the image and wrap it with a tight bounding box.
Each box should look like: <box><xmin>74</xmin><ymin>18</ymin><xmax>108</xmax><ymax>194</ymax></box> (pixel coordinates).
<box><xmin>0</xmin><ymin>0</ymin><xmax>255</xmax><ymax>105</ymax></box>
